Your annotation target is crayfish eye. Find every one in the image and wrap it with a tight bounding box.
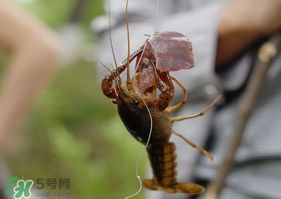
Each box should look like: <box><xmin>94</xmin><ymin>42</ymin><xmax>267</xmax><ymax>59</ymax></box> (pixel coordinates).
<box><xmin>130</xmin><ymin>100</ymin><xmax>139</xmax><ymax>106</ymax></box>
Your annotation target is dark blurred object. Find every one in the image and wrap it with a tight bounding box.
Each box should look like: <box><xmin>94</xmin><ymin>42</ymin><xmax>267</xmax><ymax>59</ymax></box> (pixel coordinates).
<box><xmin>204</xmin><ymin>33</ymin><xmax>281</xmax><ymax>199</ymax></box>
<box><xmin>0</xmin><ymin>186</ymin><xmax>4</xmax><ymax>199</ymax></box>
<box><xmin>69</xmin><ymin>0</ymin><xmax>86</xmax><ymax>23</ymax></box>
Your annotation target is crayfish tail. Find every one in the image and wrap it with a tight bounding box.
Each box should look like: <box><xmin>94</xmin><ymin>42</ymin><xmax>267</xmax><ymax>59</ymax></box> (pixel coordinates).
<box><xmin>142</xmin><ymin>179</ymin><xmax>205</xmax><ymax>194</ymax></box>
<box><xmin>147</xmin><ymin>142</ymin><xmax>177</xmax><ymax>187</ymax></box>
<box><xmin>144</xmin><ymin>141</ymin><xmax>205</xmax><ymax>194</ymax></box>
<box><xmin>175</xmin><ymin>182</ymin><xmax>205</xmax><ymax>195</ymax></box>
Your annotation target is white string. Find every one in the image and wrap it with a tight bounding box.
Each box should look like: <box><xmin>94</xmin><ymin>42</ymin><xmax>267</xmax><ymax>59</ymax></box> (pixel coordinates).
<box><xmin>123</xmin><ymin>175</ymin><xmax>142</xmax><ymax>199</ymax></box>
<box><xmin>134</xmin><ymin>43</ymin><xmax>148</xmax><ymax>73</ymax></box>
<box><xmin>122</xmin><ymin>0</ymin><xmax>154</xmax><ymax>198</ymax></box>
<box><xmin>123</xmin><ymin>99</ymin><xmax>153</xmax><ymax>199</ymax></box>
<box><xmin>135</xmin><ymin>0</ymin><xmax>160</xmax><ymax>72</ymax></box>
<box><xmin>142</xmin><ymin>100</ymin><xmax>153</xmax><ymax>149</ymax></box>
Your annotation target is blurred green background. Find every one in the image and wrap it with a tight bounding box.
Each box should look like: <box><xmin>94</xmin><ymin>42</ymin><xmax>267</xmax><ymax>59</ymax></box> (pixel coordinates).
<box><xmin>1</xmin><ymin>0</ymin><xmax>146</xmax><ymax>198</ymax></box>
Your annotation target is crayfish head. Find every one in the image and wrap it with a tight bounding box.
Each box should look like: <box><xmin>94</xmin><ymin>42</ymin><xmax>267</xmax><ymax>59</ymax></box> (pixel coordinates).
<box><xmin>116</xmin><ymin>83</ymin><xmax>143</xmax><ymax>112</ymax></box>
<box><xmin>116</xmin><ymin>85</ymin><xmax>154</xmax><ymax>144</ymax></box>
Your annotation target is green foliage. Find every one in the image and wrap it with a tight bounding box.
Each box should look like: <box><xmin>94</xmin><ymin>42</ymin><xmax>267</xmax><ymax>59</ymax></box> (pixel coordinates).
<box><xmin>12</xmin><ymin>0</ymin><xmax>104</xmax><ymax>27</ymax></box>
<box><xmin>13</xmin><ymin>0</ymin><xmax>75</xmax><ymax>27</ymax></box>
<box><xmin>6</xmin><ymin>61</ymin><xmax>146</xmax><ymax>199</ymax></box>
<box><xmin>83</xmin><ymin>0</ymin><xmax>105</xmax><ymax>26</ymax></box>
<box><xmin>4</xmin><ymin>1</ymin><xmax>146</xmax><ymax>198</ymax></box>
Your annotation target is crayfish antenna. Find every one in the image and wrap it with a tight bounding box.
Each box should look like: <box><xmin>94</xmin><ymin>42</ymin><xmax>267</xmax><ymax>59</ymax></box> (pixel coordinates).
<box><xmin>98</xmin><ymin>60</ymin><xmax>120</xmax><ymax>91</ymax></box>
<box><xmin>108</xmin><ymin>0</ymin><xmax>121</xmax><ymax>88</ymax></box>
<box><xmin>125</xmin><ymin>0</ymin><xmax>131</xmax><ymax>85</ymax></box>
<box><xmin>98</xmin><ymin>59</ymin><xmax>112</xmax><ymax>73</ymax></box>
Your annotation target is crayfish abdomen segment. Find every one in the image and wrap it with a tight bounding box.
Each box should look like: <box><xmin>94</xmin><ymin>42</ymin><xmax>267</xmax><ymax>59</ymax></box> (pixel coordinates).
<box><xmin>143</xmin><ymin>142</ymin><xmax>205</xmax><ymax>194</ymax></box>
<box><xmin>147</xmin><ymin>142</ymin><xmax>177</xmax><ymax>186</ymax></box>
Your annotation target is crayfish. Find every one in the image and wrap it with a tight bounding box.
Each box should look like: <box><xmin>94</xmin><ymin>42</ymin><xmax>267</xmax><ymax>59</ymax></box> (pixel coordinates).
<box><xmin>101</xmin><ymin>31</ymin><xmax>221</xmax><ymax>195</ymax></box>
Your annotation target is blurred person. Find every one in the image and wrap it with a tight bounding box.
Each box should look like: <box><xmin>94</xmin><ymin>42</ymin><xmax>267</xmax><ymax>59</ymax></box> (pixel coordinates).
<box><xmin>0</xmin><ymin>0</ymin><xmax>61</xmax><ymax>197</ymax></box>
<box><xmin>0</xmin><ymin>0</ymin><xmax>61</xmax><ymax>150</ymax></box>
<box><xmin>93</xmin><ymin>0</ymin><xmax>281</xmax><ymax>199</ymax></box>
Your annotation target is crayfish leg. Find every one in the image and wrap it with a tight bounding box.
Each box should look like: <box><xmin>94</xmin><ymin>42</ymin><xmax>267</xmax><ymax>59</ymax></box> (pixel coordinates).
<box><xmin>142</xmin><ymin>179</ymin><xmax>205</xmax><ymax>194</ymax></box>
<box><xmin>165</xmin><ymin>76</ymin><xmax>188</xmax><ymax>113</ymax></box>
<box><xmin>170</xmin><ymin>95</ymin><xmax>223</xmax><ymax>122</ymax></box>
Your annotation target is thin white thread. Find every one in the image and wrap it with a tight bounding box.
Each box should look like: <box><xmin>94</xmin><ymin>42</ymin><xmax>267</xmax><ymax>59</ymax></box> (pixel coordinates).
<box><xmin>142</xmin><ymin>100</ymin><xmax>153</xmax><ymax>149</ymax></box>
<box><xmin>123</xmin><ymin>175</ymin><xmax>142</xmax><ymax>199</ymax></box>
<box><xmin>122</xmin><ymin>0</ymin><xmax>154</xmax><ymax>198</ymax></box>
<box><xmin>151</xmin><ymin>60</ymin><xmax>160</xmax><ymax>81</ymax></box>
<box><xmin>123</xmin><ymin>100</ymin><xmax>153</xmax><ymax>199</ymax></box>
<box><xmin>134</xmin><ymin>43</ymin><xmax>148</xmax><ymax>73</ymax></box>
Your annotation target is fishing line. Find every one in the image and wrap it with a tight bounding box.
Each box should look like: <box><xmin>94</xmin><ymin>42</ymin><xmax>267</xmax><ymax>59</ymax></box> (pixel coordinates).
<box><xmin>142</xmin><ymin>100</ymin><xmax>153</xmax><ymax>149</ymax></box>
<box><xmin>134</xmin><ymin>43</ymin><xmax>148</xmax><ymax>73</ymax></box>
<box><xmin>121</xmin><ymin>0</ymin><xmax>153</xmax><ymax>198</ymax></box>
<box><xmin>134</xmin><ymin>0</ymin><xmax>160</xmax><ymax>72</ymax></box>
<box><xmin>123</xmin><ymin>99</ymin><xmax>153</xmax><ymax>199</ymax></box>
